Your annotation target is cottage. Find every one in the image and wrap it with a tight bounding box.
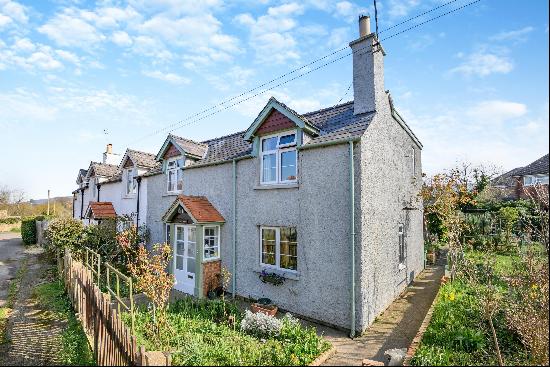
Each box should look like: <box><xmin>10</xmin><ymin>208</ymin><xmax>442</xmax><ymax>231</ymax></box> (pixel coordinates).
<box><xmin>73</xmin><ymin>16</ymin><xmax>424</xmax><ymax>335</ymax></box>
<box><xmin>492</xmin><ymin>153</ymin><xmax>549</xmax><ymax>200</ymax></box>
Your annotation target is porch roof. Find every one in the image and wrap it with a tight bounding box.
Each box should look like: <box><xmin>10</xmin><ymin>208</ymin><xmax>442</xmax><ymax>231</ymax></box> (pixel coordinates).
<box><xmin>162</xmin><ymin>195</ymin><xmax>225</xmax><ymax>224</ymax></box>
<box><xmin>85</xmin><ymin>201</ymin><xmax>117</xmax><ymax>219</ymax></box>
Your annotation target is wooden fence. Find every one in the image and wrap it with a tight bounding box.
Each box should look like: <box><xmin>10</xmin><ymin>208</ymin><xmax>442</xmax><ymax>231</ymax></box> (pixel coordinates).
<box><xmin>61</xmin><ymin>249</ymin><xmax>170</xmax><ymax>366</ymax></box>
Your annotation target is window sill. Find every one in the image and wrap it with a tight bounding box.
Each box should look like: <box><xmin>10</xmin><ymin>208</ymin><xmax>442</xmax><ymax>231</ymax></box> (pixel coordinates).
<box><xmin>162</xmin><ymin>191</ymin><xmax>182</xmax><ymax>197</ymax></box>
<box><xmin>254</xmin><ymin>183</ymin><xmax>299</xmax><ymax>190</ymax></box>
<box><xmin>122</xmin><ymin>195</ymin><xmax>137</xmax><ymax>199</ymax></box>
<box><xmin>253</xmin><ymin>267</ymin><xmax>300</xmax><ymax>281</ymax></box>
<box><xmin>202</xmin><ymin>257</ymin><xmax>221</xmax><ymax>264</ymax></box>
<box><xmin>398</xmin><ymin>263</ymin><xmax>406</xmax><ymax>271</ymax></box>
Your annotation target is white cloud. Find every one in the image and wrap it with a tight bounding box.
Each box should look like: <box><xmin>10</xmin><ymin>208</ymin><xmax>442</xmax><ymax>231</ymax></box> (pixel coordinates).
<box><xmin>386</xmin><ymin>0</ymin><xmax>420</xmax><ymax>19</ymax></box>
<box><xmin>39</xmin><ymin>11</ymin><xmax>106</xmax><ymax>48</ymax></box>
<box><xmin>467</xmin><ymin>100</ymin><xmax>527</xmax><ymax>123</ymax></box>
<box><xmin>55</xmin><ymin>49</ymin><xmax>80</xmax><ymax>64</ymax></box>
<box><xmin>206</xmin><ymin>66</ymin><xmax>255</xmax><ymax>91</ymax></box>
<box><xmin>0</xmin><ymin>89</ymin><xmax>59</xmax><ymax>125</ymax></box>
<box><xmin>490</xmin><ymin>26</ymin><xmax>534</xmax><ymax>42</ymax></box>
<box><xmin>111</xmin><ymin>30</ymin><xmax>133</xmax><ymax>46</ymax></box>
<box><xmin>450</xmin><ymin>51</ymin><xmax>513</xmax><ymax>77</ymax></box>
<box><xmin>142</xmin><ymin>70</ymin><xmax>190</xmax><ymax>85</ymax></box>
<box><xmin>132</xmin><ymin>35</ymin><xmax>173</xmax><ymax>61</ymax></box>
<box><xmin>0</xmin><ymin>13</ymin><xmax>11</xmax><ymax>28</ymax></box>
<box><xmin>12</xmin><ymin>38</ymin><xmax>35</xmax><ymax>52</ymax></box>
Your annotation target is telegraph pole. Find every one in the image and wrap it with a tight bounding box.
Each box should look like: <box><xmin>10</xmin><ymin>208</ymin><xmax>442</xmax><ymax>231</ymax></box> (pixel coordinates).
<box><xmin>47</xmin><ymin>189</ymin><xmax>50</xmax><ymax>216</ymax></box>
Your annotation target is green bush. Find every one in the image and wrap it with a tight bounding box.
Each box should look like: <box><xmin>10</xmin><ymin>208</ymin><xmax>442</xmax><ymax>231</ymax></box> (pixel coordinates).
<box><xmin>0</xmin><ymin>217</ymin><xmax>20</xmax><ymax>224</ymax></box>
<box><xmin>45</xmin><ymin>217</ymin><xmax>85</xmax><ymax>252</ymax></box>
<box><xmin>20</xmin><ymin>216</ymin><xmax>44</xmax><ymax>245</ymax></box>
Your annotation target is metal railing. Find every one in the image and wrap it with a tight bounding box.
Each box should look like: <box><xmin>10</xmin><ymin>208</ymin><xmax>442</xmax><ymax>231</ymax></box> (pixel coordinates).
<box><xmin>105</xmin><ymin>262</ymin><xmax>135</xmax><ymax>334</ymax></box>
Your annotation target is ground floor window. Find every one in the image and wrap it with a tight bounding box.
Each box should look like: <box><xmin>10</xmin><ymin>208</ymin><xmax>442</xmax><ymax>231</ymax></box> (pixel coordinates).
<box><xmin>260</xmin><ymin>226</ymin><xmax>297</xmax><ymax>271</ymax></box>
<box><xmin>203</xmin><ymin>225</ymin><xmax>220</xmax><ymax>260</ymax></box>
<box><xmin>398</xmin><ymin>224</ymin><xmax>405</xmax><ymax>264</ymax></box>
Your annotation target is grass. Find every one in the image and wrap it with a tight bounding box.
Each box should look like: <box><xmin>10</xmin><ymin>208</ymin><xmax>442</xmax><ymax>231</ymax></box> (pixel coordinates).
<box><xmin>0</xmin><ymin>258</ymin><xmax>28</xmax><ymax>345</ymax></box>
<box><xmin>33</xmin><ymin>280</ymin><xmax>95</xmax><ymax>365</ymax></box>
<box><xmin>127</xmin><ymin>297</ymin><xmax>330</xmax><ymax>366</ymax></box>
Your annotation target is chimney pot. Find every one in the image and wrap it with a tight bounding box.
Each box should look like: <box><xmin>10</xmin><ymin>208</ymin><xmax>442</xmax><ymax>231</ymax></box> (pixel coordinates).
<box><xmin>359</xmin><ymin>15</ymin><xmax>371</xmax><ymax>37</ymax></box>
<box><xmin>106</xmin><ymin>144</ymin><xmax>112</xmax><ymax>154</ymax></box>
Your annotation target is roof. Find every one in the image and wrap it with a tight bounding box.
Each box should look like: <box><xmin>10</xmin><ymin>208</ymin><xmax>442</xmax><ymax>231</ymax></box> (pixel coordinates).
<box><xmin>87</xmin><ymin>162</ymin><xmax>118</xmax><ymax>178</ymax></box>
<box><xmin>162</xmin><ymin>195</ymin><xmax>225</xmax><ymax>223</ymax></box>
<box><xmin>492</xmin><ymin>167</ymin><xmax>523</xmax><ymax>187</ymax></box>
<box><xmin>513</xmin><ymin>154</ymin><xmax>549</xmax><ymax>176</ymax></box>
<box><xmin>170</xmin><ymin>134</ymin><xmax>208</xmax><ymax>158</ymax></box>
<box><xmin>123</xmin><ymin>149</ymin><xmax>159</xmax><ymax>169</ymax></box>
<box><xmin>86</xmin><ymin>202</ymin><xmax>117</xmax><ymax>219</ymax></box>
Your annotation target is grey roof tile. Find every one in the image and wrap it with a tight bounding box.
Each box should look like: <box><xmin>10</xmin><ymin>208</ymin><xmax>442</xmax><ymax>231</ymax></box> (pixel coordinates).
<box><xmin>126</xmin><ymin>149</ymin><xmax>158</xmax><ymax>169</ymax></box>
<box><xmin>89</xmin><ymin>162</ymin><xmax>119</xmax><ymax>178</ymax></box>
<box><xmin>169</xmin><ymin>134</ymin><xmax>208</xmax><ymax>158</ymax></box>
<box><xmin>514</xmin><ymin>154</ymin><xmax>549</xmax><ymax>176</ymax></box>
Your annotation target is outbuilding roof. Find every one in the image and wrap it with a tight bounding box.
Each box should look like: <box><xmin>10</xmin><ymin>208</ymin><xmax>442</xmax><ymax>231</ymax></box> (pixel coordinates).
<box><xmin>85</xmin><ymin>201</ymin><xmax>117</xmax><ymax>219</ymax></box>
<box><xmin>162</xmin><ymin>195</ymin><xmax>225</xmax><ymax>223</ymax></box>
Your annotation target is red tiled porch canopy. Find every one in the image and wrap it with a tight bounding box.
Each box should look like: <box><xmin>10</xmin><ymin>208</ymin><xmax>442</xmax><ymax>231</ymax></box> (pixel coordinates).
<box><xmin>85</xmin><ymin>201</ymin><xmax>117</xmax><ymax>219</ymax></box>
<box><xmin>162</xmin><ymin>195</ymin><xmax>225</xmax><ymax>223</ymax></box>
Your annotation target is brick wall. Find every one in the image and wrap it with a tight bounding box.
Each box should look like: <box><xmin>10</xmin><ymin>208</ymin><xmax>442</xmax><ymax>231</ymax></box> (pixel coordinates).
<box><xmin>202</xmin><ymin>260</ymin><xmax>221</xmax><ymax>296</ymax></box>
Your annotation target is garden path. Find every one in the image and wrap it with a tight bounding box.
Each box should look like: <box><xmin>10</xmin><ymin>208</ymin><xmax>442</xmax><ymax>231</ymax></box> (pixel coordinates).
<box><xmin>0</xmin><ymin>247</ymin><xmax>66</xmax><ymax>366</ymax></box>
<box><xmin>320</xmin><ymin>254</ymin><xmax>446</xmax><ymax>366</ymax></box>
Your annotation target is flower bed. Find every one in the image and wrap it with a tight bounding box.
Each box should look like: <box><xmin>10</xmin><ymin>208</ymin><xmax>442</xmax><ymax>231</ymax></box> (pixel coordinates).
<box><xmin>127</xmin><ymin>297</ymin><xmax>330</xmax><ymax>366</ymax></box>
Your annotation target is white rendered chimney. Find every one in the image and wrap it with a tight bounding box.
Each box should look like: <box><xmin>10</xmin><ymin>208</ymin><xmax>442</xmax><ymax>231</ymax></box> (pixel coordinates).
<box><xmin>349</xmin><ymin>15</ymin><xmax>386</xmax><ymax>115</ymax></box>
<box><xmin>103</xmin><ymin>143</ymin><xmax>121</xmax><ymax>165</ymax></box>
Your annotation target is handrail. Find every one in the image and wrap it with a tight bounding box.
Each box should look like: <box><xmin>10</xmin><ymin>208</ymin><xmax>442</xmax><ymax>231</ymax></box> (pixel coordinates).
<box><xmin>105</xmin><ymin>262</ymin><xmax>135</xmax><ymax>334</ymax></box>
<box><xmin>83</xmin><ymin>247</ymin><xmax>101</xmax><ymax>286</ymax></box>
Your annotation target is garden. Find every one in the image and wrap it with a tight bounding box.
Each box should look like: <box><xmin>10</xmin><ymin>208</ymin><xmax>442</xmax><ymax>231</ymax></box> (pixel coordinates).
<box><xmin>412</xmin><ymin>166</ymin><xmax>549</xmax><ymax>366</ymax></box>
<box><xmin>41</xmin><ymin>216</ymin><xmax>330</xmax><ymax>366</ymax></box>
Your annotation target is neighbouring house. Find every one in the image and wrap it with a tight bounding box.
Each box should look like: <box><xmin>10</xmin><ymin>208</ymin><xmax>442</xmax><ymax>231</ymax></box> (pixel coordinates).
<box><xmin>493</xmin><ymin>153</ymin><xmax>549</xmax><ymax>200</ymax></box>
<box><xmin>72</xmin><ymin>16</ymin><xmax>424</xmax><ymax>335</ymax></box>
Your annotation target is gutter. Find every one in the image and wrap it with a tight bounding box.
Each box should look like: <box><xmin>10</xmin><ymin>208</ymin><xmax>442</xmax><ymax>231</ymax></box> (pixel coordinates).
<box><xmin>136</xmin><ymin>177</ymin><xmax>142</xmax><ymax>227</ymax></box>
<box><xmin>299</xmin><ymin>136</ymin><xmax>360</xmax><ymax>338</ymax></box>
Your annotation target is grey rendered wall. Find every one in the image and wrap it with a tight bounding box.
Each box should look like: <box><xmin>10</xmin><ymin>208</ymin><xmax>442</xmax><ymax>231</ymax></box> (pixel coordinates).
<box><xmin>356</xmin><ymin>96</ymin><xmax>424</xmax><ymax>331</ymax></box>
<box><xmin>146</xmin><ymin>146</ymin><xmax>354</xmax><ymax>330</ymax></box>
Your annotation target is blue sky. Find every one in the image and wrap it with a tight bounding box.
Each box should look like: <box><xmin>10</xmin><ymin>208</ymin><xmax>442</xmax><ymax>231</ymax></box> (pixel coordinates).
<box><xmin>0</xmin><ymin>0</ymin><xmax>548</xmax><ymax>199</ymax></box>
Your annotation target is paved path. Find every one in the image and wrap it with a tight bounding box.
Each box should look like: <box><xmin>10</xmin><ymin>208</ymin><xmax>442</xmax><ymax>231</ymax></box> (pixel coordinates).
<box><xmin>0</xmin><ymin>233</ymin><xmax>26</xmax><ymax>309</ymax></box>
<box><xmin>322</xmin><ymin>257</ymin><xmax>445</xmax><ymax>366</ymax></box>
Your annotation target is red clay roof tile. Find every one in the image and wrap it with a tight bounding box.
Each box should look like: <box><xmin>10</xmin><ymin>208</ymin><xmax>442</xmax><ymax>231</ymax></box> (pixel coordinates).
<box><xmin>87</xmin><ymin>201</ymin><xmax>117</xmax><ymax>219</ymax></box>
<box><xmin>178</xmin><ymin>195</ymin><xmax>224</xmax><ymax>223</ymax></box>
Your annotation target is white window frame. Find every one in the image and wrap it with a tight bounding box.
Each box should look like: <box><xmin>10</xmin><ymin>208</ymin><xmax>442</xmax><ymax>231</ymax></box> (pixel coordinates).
<box><xmin>125</xmin><ymin>168</ymin><xmax>137</xmax><ymax>196</ymax></box>
<box><xmin>203</xmin><ymin>225</ymin><xmax>220</xmax><ymax>261</ymax></box>
<box><xmin>524</xmin><ymin>175</ymin><xmax>549</xmax><ymax>186</ymax></box>
<box><xmin>398</xmin><ymin>224</ymin><xmax>405</xmax><ymax>265</ymax></box>
<box><xmin>259</xmin><ymin>226</ymin><xmax>298</xmax><ymax>272</ymax></box>
<box><xmin>166</xmin><ymin>157</ymin><xmax>184</xmax><ymax>193</ymax></box>
<box><xmin>260</xmin><ymin>131</ymin><xmax>298</xmax><ymax>185</ymax></box>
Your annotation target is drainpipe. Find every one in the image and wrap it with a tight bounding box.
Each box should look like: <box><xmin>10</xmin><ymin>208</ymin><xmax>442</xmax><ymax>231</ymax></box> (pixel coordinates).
<box><xmin>72</xmin><ymin>193</ymin><xmax>75</xmax><ymax>218</ymax></box>
<box><xmin>97</xmin><ymin>183</ymin><xmax>101</xmax><ymax>202</ymax></box>
<box><xmin>349</xmin><ymin>140</ymin><xmax>356</xmax><ymax>338</ymax></box>
<box><xmin>136</xmin><ymin>177</ymin><xmax>142</xmax><ymax>227</ymax></box>
<box><xmin>232</xmin><ymin>159</ymin><xmax>237</xmax><ymax>298</ymax></box>
<box><xmin>80</xmin><ymin>187</ymin><xmax>85</xmax><ymax>220</ymax></box>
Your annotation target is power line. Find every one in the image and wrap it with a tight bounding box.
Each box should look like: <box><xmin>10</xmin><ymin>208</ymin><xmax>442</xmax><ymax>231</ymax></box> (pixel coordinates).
<box><xmin>379</xmin><ymin>0</ymin><xmax>460</xmax><ymax>34</ymax></box>
<box><xmin>131</xmin><ymin>0</ymin><xmax>483</xmax><ymax>142</ymax></box>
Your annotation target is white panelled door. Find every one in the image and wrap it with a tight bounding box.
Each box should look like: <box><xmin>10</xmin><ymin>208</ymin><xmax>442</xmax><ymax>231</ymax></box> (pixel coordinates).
<box><xmin>173</xmin><ymin>225</ymin><xmax>196</xmax><ymax>295</ymax></box>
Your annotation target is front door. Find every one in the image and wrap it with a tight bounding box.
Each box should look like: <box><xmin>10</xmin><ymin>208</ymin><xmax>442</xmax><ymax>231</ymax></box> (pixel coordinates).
<box><xmin>173</xmin><ymin>225</ymin><xmax>196</xmax><ymax>295</ymax></box>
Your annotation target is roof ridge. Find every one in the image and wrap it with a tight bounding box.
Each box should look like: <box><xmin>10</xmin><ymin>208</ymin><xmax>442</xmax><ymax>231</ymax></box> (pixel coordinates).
<box><xmin>302</xmin><ymin>100</ymin><xmax>354</xmax><ymax>116</ymax></box>
<box><xmin>201</xmin><ymin>130</ymin><xmax>247</xmax><ymax>144</ymax></box>
<box><xmin>127</xmin><ymin>148</ymin><xmax>156</xmax><ymax>156</ymax></box>
<box><xmin>170</xmin><ymin>133</ymin><xmax>208</xmax><ymax>147</ymax></box>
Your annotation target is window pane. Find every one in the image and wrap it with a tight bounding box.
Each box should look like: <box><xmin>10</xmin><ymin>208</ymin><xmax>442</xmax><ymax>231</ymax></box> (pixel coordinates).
<box><xmin>168</xmin><ymin>170</ymin><xmax>175</xmax><ymax>191</ymax></box>
<box><xmin>279</xmin><ymin>134</ymin><xmax>295</xmax><ymax>145</ymax></box>
<box><xmin>262</xmin><ymin>154</ymin><xmax>277</xmax><ymax>182</ymax></box>
<box><xmin>176</xmin><ymin>227</ymin><xmax>184</xmax><ymax>240</ymax></box>
<box><xmin>177</xmin><ymin>242</ymin><xmax>184</xmax><ymax>255</ymax></box>
<box><xmin>262</xmin><ymin>228</ymin><xmax>276</xmax><ymax>265</ymax></box>
<box><xmin>177</xmin><ymin>158</ymin><xmax>184</xmax><ymax>167</ymax></box>
<box><xmin>280</xmin><ymin>227</ymin><xmax>297</xmax><ymax>270</ymax></box>
<box><xmin>187</xmin><ymin>258</ymin><xmax>195</xmax><ymax>274</ymax></box>
<box><xmin>176</xmin><ymin>256</ymin><xmax>184</xmax><ymax>270</ymax></box>
<box><xmin>177</xmin><ymin>169</ymin><xmax>183</xmax><ymax>191</ymax></box>
<box><xmin>188</xmin><ymin>227</ymin><xmax>196</xmax><ymax>242</ymax></box>
<box><xmin>187</xmin><ymin>242</ymin><xmax>195</xmax><ymax>258</ymax></box>
<box><xmin>281</xmin><ymin>150</ymin><xmax>297</xmax><ymax>181</ymax></box>
<box><xmin>262</xmin><ymin>137</ymin><xmax>277</xmax><ymax>151</ymax></box>
<box><xmin>168</xmin><ymin>160</ymin><xmax>176</xmax><ymax>168</ymax></box>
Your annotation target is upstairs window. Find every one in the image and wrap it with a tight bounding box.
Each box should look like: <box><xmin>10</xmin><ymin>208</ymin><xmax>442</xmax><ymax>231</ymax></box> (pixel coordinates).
<box><xmin>260</xmin><ymin>132</ymin><xmax>297</xmax><ymax>184</ymax></box>
<box><xmin>524</xmin><ymin>175</ymin><xmax>549</xmax><ymax>186</ymax></box>
<box><xmin>167</xmin><ymin>157</ymin><xmax>184</xmax><ymax>193</ymax></box>
<box><xmin>126</xmin><ymin>169</ymin><xmax>137</xmax><ymax>195</ymax></box>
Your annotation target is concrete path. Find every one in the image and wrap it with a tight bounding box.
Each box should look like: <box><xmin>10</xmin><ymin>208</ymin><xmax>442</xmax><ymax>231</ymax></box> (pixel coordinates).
<box><xmin>321</xmin><ymin>258</ymin><xmax>445</xmax><ymax>366</ymax></box>
<box><xmin>0</xmin><ymin>233</ymin><xmax>26</xmax><ymax>309</ymax></box>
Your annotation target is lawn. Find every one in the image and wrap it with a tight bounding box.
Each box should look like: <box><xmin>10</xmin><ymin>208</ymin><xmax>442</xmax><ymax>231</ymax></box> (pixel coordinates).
<box><xmin>411</xmin><ymin>249</ymin><xmax>546</xmax><ymax>366</ymax></box>
<box><xmin>33</xmin><ymin>281</ymin><xmax>95</xmax><ymax>365</ymax></box>
<box><xmin>127</xmin><ymin>297</ymin><xmax>331</xmax><ymax>366</ymax></box>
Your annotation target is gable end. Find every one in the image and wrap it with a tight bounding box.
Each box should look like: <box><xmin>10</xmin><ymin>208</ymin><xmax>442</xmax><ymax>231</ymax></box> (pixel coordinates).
<box><xmin>255</xmin><ymin>110</ymin><xmax>296</xmax><ymax>136</ymax></box>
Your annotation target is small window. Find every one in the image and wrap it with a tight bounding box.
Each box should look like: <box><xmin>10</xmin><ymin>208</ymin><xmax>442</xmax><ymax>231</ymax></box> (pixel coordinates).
<box><xmin>398</xmin><ymin>224</ymin><xmax>405</xmax><ymax>264</ymax></box>
<box><xmin>167</xmin><ymin>158</ymin><xmax>184</xmax><ymax>193</ymax></box>
<box><xmin>204</xmin><ymin>226</ymin><xmax>220</xmax><ymax>260</ymax></box>
<box><xmin>260</xmin><ymin>226</ymin><xmax>298</xmax><ymax>271</ymax></box>
<box><xmin>126</xmin><ymin>169</ymin><xmax>137</xmax><ymax>195</ymax></box>
<box><xmin>260</xmin><ymin>132</ymin><xmax>297</xmax><ymax>184</ymax></box>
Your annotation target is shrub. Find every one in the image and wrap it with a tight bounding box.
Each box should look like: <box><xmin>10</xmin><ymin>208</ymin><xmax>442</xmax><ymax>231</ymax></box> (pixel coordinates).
<box><xmin>240</xmin><ymin>310</ymin><xmax>282</xmax><ymax>338</ymax></box>
<box><xmin>44</xmin><ymin>217</ymin><xmax>85</xmax><ymax>252</ymax></box>
<box><xmin>0</xmin><ymin>217</ymin><xmax>20</xmax><ymax>224</ymax></box>
<box><xmin>21</xmin><ymin>215</ymin><xmax>43</xmax><ymax>245</ymax></box>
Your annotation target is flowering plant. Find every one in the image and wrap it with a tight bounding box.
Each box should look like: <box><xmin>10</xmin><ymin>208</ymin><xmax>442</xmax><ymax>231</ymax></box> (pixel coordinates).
<box><xmin>259</xmin><ymin>270</ymin><xmax>286</xmax><ymax>286</ymax></box>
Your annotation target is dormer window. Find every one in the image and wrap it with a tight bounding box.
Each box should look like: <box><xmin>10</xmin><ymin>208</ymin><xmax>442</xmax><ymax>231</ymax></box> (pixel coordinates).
<box><xmin>126</xmin><ymin>168</ymin><xmax>137</xmax><ymax>195</ymax></box>
<box><xmin>260</xmin><ymin>132</ymin><xmax>297</xmax><ymax>184</ymax></box>
<box><xmin>167</xmin><ymin>157</ymin><xmax>184</xmax><ymax>193</ymax></box>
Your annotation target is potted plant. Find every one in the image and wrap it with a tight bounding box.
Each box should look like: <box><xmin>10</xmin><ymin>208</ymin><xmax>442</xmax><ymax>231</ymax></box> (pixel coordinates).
<box><xmin>258</xmin><ymin>270</ymin><xmax>286</xmax><ymax>286</ymax></box>
<box><xmin>425</xmin><ymin>242</ymin><xmax>438</xmax><ymax>265</ymax></box>
<box><xmin>250</xmin><ymin>297</ymin><xmax>278</xmax><ymax>316</ymax></box>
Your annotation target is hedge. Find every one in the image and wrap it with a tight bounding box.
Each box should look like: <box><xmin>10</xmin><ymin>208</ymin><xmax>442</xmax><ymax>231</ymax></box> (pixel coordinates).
<box><xmin>0</xmin><ymin>217</ymin><xmax>20</xmax><ymax>224</ymax></box>
<box><xmin>21</xmin><ymin>215</ymin><xmax>45</xmax><ymax>245</ymax></box>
